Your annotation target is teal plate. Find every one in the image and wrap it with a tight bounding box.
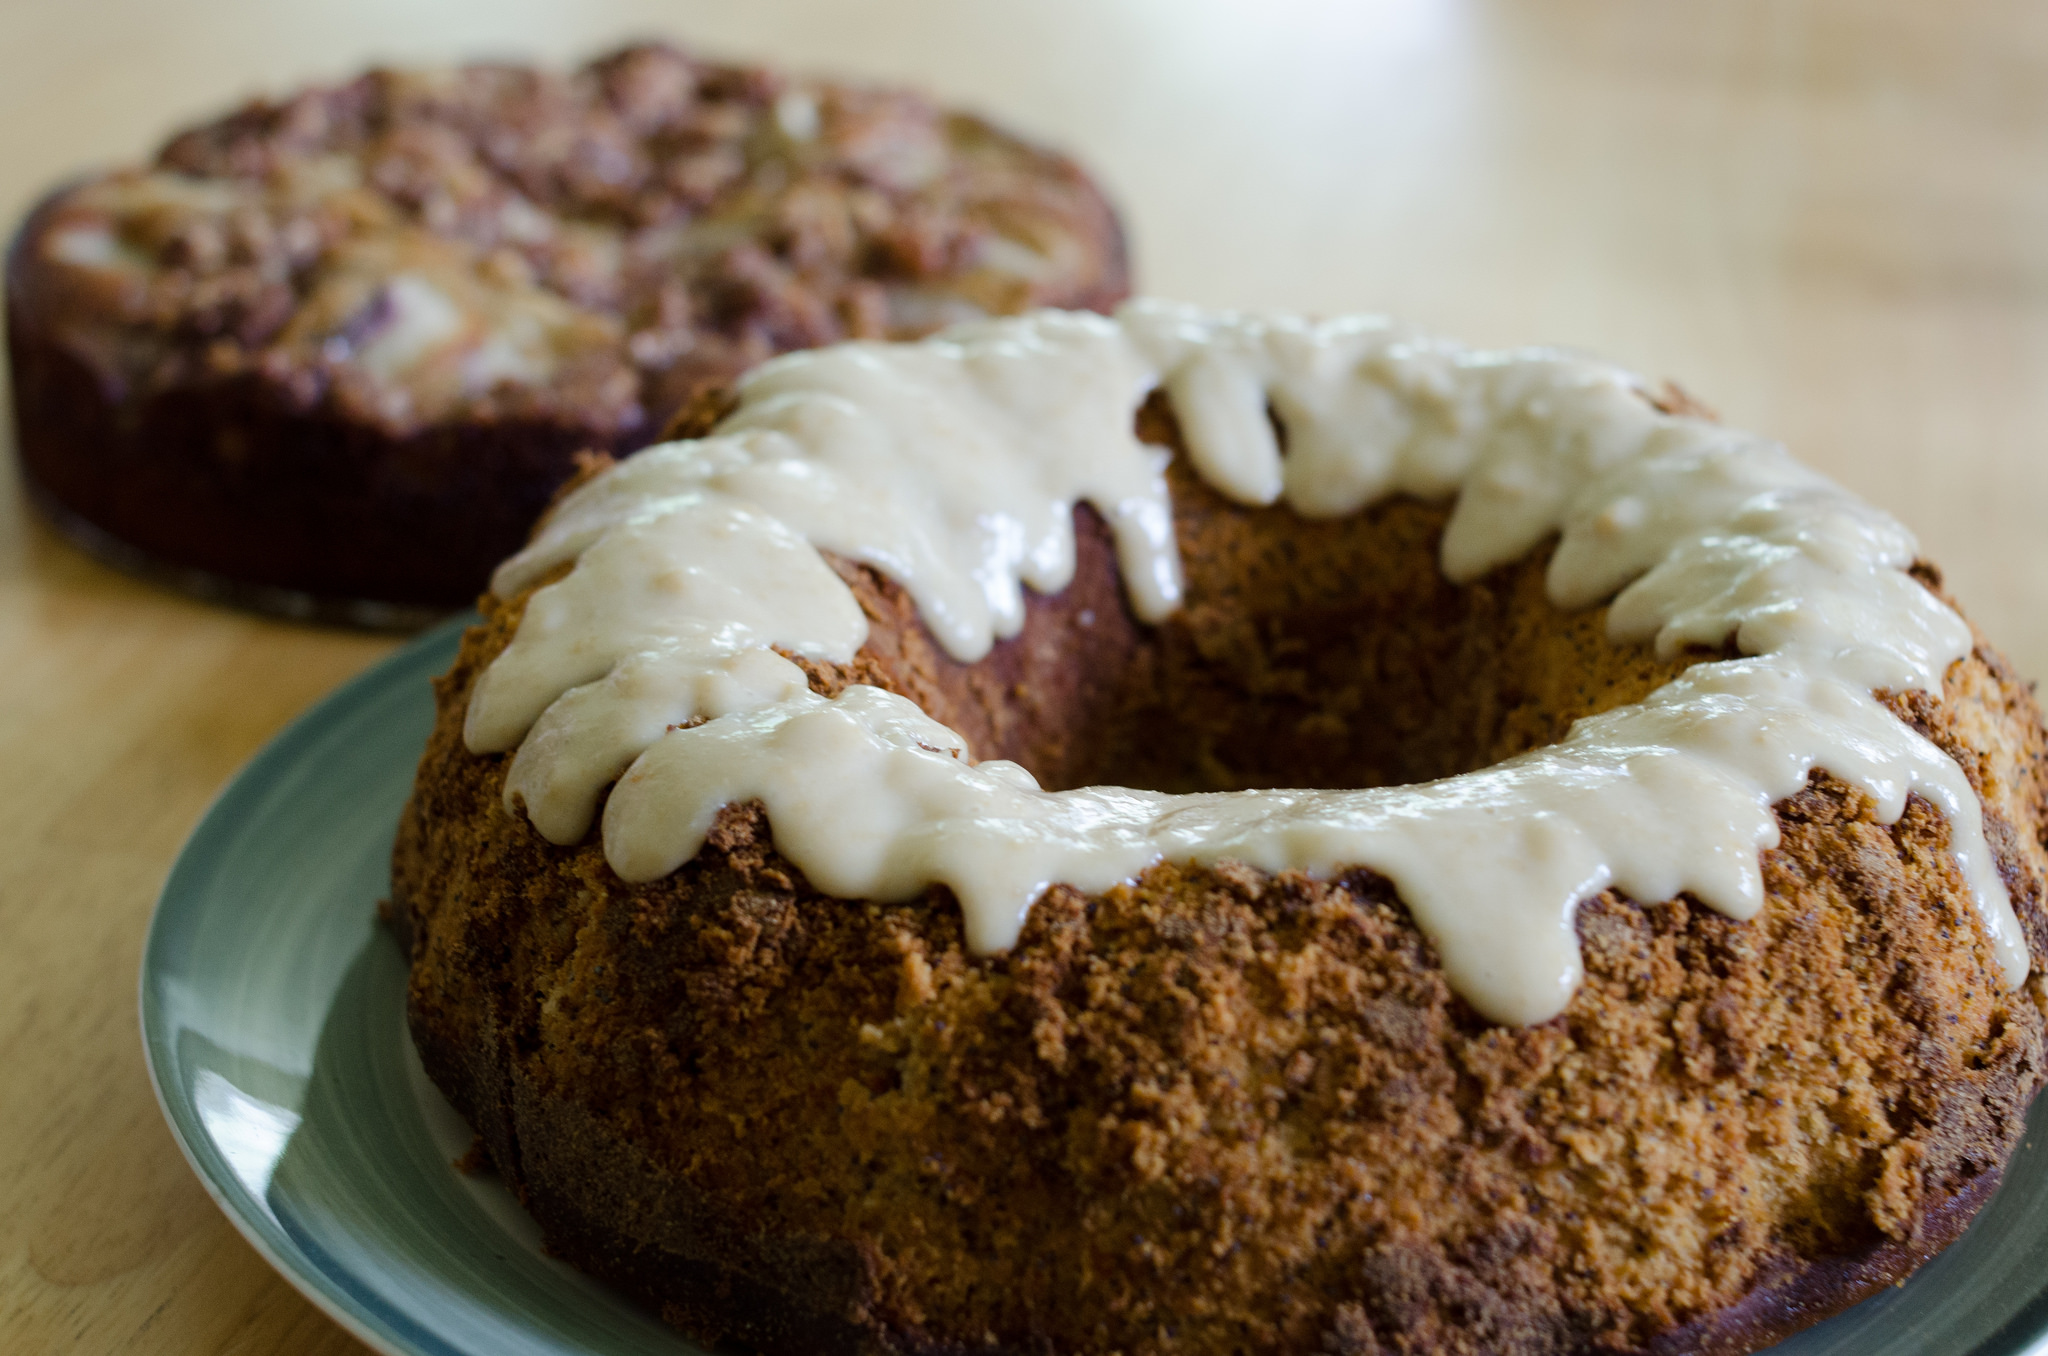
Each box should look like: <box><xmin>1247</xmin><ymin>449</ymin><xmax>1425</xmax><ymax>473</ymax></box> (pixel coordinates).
<box><xmin>142</xmin><ymin>616</ymin><xmax>2048</xmax><ymax>1356</ymax></box>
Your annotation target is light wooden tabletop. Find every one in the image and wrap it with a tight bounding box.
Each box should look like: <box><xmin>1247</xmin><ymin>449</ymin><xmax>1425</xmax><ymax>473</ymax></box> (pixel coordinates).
<box><xmin>5</xmin><ymin>1</ymin><xmax>2046</xmax><ymax>1351</ymax></box>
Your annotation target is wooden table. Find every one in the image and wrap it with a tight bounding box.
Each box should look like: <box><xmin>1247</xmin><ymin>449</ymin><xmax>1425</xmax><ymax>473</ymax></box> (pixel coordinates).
<box><xmin>4</xmin><ymin>1</ymin><xmax>2045</xmax><ymax>1350</ymax></box>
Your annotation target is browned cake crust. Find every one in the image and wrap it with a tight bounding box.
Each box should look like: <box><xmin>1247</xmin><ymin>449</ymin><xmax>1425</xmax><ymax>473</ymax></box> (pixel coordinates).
<box><xmin>392</xmin><ymin>397</ymin><xmax>2048</xmax><ymax>1355</ymax></box>
<box><xmin>4</xmin><ymin>43</ymin><xmax>1128</xmax><ymax>612</ymax></box>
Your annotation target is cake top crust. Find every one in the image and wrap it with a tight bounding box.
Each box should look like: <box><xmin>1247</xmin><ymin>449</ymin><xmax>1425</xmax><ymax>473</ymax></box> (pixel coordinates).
<box><xmin>16</xmin><ymin>42</ymin><xmax>1124</xmax><ymax>436</ymax></box>
<box><xmin>462</xmin><ymin>301</ymin><xmax>2024</xmax><ymax>1024</ymax></box>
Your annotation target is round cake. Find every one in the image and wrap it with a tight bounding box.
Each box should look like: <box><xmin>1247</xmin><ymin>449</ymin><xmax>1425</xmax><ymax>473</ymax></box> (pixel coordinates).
<box><xmin>4</xmin><ymin>42</ymin><xmax>1127</xmax><ymax>621</ymax></box>
<box><xmin>393</xmin><ymin>303</ymin><xmax>2048</xmax><ymax>1355</ymax></box>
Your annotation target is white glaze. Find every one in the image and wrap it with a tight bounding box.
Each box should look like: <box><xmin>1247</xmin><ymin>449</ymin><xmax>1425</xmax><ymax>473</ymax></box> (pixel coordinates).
<box><xmin>467</xmin><ymin>495</ymin><xmax>867</xmax><ymax>752</ymax></box>
<box><xmin>507</xmin><ymin>631</ymin><xmax>813</xmax><ymax>845</ymax></box>
<box><xmin>467</xmin><ymin>302</ymin><xmax>2027</xmax><ymax>1025</ymax></box>
<box><xmin>498</xmin><ymin>310</ymin><xmax>1176</xmax><ymax>661</ymax></box>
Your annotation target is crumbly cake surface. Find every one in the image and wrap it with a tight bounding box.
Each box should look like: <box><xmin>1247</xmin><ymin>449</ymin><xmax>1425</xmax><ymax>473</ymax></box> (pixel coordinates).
<box><xmin>4</xmin><ymin>42</ymin><xmax>1127</xmax><ymax>607</ymax></box>
<box><xmin>393</xmin><ymin>401</ymin><xmax>2048</xmax><ymax>1355</ymax></box>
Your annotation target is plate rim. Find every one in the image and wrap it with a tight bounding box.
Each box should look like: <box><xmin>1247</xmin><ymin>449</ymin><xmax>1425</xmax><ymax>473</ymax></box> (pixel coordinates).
<box><xmin>133</xmin><ymin>612</ymin><xmax>2048</xmax><ymax>1356</ymax></box>
<box><xmin>138</xmin><ymin>613</ymin><xmax>472</xmax><ymax>1356</ymax></box>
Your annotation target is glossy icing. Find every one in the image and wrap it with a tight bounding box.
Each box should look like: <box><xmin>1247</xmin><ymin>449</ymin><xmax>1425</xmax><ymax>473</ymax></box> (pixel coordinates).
<box><xmin>466</xmin><ymin>302</ymin><xmax>2025</xmax><ymax>1025</ymax></box>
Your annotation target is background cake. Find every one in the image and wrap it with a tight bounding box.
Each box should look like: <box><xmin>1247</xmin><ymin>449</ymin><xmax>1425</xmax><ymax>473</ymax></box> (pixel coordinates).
<box><xmin>4</xmin><ymin>42</ymin><xmax>1128</xmax><ymax>619</ymax></box>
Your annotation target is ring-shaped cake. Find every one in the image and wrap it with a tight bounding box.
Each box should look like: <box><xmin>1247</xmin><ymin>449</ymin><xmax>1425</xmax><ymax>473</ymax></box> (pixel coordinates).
<box><xmin>395</xmin><ymin>302</ymin><xmax>2048</xmax><ymax>1356</ymax></box>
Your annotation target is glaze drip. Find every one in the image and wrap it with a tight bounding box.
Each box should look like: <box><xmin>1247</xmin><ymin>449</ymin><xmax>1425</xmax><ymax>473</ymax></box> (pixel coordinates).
<box><xmin>494</xmin><ymin>310</ymin><xmax>1174</xmax><ymax>663</ymax></box>
<box><xmin>469</xmin><ymin>301</ymin><xmax>2026</xmax><ymax>1025</ymax></box>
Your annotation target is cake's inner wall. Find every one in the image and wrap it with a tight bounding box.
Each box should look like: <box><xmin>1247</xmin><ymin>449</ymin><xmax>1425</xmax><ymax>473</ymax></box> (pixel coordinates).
<box><xmin>814</xmin><ymin>401</ymin><xmax>1698</xmax><ymax>796</ymax></box>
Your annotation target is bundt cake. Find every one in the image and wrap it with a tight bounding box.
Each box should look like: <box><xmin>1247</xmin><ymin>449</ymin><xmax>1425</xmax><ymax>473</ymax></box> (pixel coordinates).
<box><xmin>4</xmin><ymin>42</ymin><xmax>1127</xmax><ymax>620</ymax></box>
<box><xmin>392</xmin><ymin>302</ymin><xmax>2048</xmax><ymax>1355</ymax></box>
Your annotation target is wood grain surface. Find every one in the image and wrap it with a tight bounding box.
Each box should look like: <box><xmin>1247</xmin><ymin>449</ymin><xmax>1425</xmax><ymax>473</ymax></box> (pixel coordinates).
<box><xmin>4</xmin><ymin>2</ymin><xmax>2046</xmax><ymax>1351</ymax></box>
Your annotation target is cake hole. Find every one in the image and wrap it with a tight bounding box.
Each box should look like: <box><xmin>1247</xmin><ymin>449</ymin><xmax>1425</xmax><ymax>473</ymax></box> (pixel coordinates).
<box><xmin>904</xmin><ymin>393</ymin><xmax>1692</xmax><ymax>796</ymax></box>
